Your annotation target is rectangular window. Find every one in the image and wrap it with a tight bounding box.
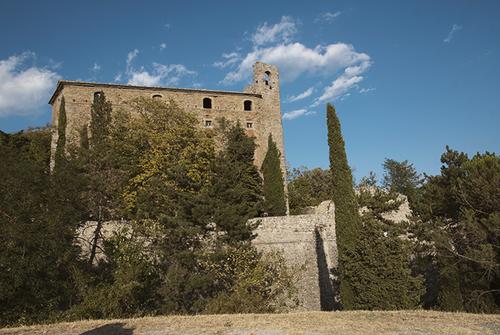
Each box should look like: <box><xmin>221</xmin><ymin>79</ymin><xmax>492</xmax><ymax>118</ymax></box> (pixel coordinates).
<box><xmin>246</xmin><ymin>122</ymin><xmax>253</xmax><ymax>129</ymax></box>
<box><xmin>204</xmin><ymin>120</ymin><xmax>213</xmax><ymax>128</ymax></box>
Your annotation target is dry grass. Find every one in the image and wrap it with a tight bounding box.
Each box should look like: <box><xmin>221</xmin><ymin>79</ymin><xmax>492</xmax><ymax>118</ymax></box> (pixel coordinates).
<box><xmin>1</xmin><ymin>310</ymin><xmax>499</xmax><ymax>335</ymax></box>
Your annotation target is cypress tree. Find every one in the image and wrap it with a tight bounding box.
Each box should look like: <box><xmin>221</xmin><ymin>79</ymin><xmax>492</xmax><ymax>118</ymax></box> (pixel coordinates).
<box><xmin>90</xmin><ymin>92</ymin><xmax>112</xmax><ymax>145</ymax></box>
<box><xmin>54</xmin><ymin>96</ymin><xmax>67</xmax><ymax>169</ymax></box>
<box><xmin>84</xmin><ymin>91</ymin><xmax>115</xmax><ymax>265</ymax></box>
<box><xmin>261</xmin><ymin>134</ymin><xmax>286</xmax><ymax>216</ymax></box>
<box><xmin>326</xmin><ymin>103</ymin><xmax>361</xmax><ymax>309</ymax></box>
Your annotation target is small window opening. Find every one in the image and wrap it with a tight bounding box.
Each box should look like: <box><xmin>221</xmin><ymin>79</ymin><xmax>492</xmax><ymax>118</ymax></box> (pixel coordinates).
<box><xmin>203</xmin><ymin>97</ymin><xmax>212</xmax><ymax>109</ymax></box>
<box><xmin>94</xmin><ymin>91</ymin><xmax>103</xmax><ymax>101</ymax></box>
<box><xmin>264</xmin><ymin>71</ymin><xmax>271</xmax><ymax>86</ymax></box>
<box><xmin>204</xmin><ymin>120</ymin><xmax>213</xmax><ymax>128</ymax></box>
<box><xmin>244</xmin><ymin>100</ymin><xmax>252</xmax><ymax>111</ymax></box>
<box><xmin>246</xmin><ymin>122</ymin><xmax>253</xmax><ymax>129</ymax></box>
<box><xmin>152</xmin><ymin>94</ymin><xmax>162</xmax><ymax>100</ymax></box>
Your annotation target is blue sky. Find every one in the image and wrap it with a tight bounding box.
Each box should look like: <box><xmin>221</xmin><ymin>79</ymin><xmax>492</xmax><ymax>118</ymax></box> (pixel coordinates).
<box><xmin>1</xmin><ymin>0</ymin><xmax>499</xmax><ymax>181</ymax></box>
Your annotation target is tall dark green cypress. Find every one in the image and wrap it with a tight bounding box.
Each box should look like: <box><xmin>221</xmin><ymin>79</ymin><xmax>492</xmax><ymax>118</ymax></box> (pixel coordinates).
<box><xmin>85</xmin><ymin>91</ymin><xmax>115</xmax><ymax>265</ymax></box>
<box><xmin>261</xmin><ymin>134</ymin><xmax>286</xmax><ymax>216</ymax></box>
<box><xmin>90</xmin><ymin>92</ymin><xmax>112</xmax><ymax>145</ymax></box>
<box><xmin>326</xmin><ymin>103</ymin><xmax>361</xmax><ymax>309</ymax></box>
<box><xmin>54</xmin><ymin>96</ymin><xmax>67</xmax><ymax>169</ymax></box>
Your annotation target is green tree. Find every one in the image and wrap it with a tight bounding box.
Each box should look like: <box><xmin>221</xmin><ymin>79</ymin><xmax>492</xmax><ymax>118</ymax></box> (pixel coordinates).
<box><xmin>80</xmin><ymin>91</ymin><xmax>122</xmax><ymax>265</ymax></box>
<box><xmin>347</xmin><ymin>187</ymin><xmax>424</xmax><ymax>310</ymax></box>
<box><xmin>90</xmin><ymin>92</ymin><xmax>112</xmax><ymax>146</ymax></box>
<box><xmin>74</xmin><ymin>98</ymin><xmax>217</xmax><ymax>317</ymax></box>
<box><xmin>382</xmin><ymin>158</ymin><xmax>421</xmax><ymax>206</ymax></box>
<box><xmin>0</xmin><ymin>129</ymin><xmax>81</xmax><ymax>326</ymax></box>
<box><xmin>287</xmin><ymin>167</ymin><xmax>332</xmax><ymax>214</ymax></box>
<box><xmin>261</xmin><ymin>134</ymin><xmax>286</xmax><ymax>216</ymax></box>
<box><xmin>326</xmin><ymin>103</ymin><xmax>361</xmax><ymax>309</ymax></box>
<box><xmin>54</xmin><ymin>96</ymin><xmax>67</xmax><ymax>170</ymax></box>
<box><xmin>79</xmin><ymin>125</ymin><xmax>89</xmax><ymax>149</ymax></box>
<box><xmin>413</xmin><ymin>147</ymin><xmax>500</xmax><ymax>312</ymax></box>
<box><xmin>209</xmin><ymin>121</ymin><xmax>264</xmax><ymax>243</ymax></box>
<box><xmin>69</xmin><ymin>102</ymin><xmax>290</xmax><ymax>319</ymax></box>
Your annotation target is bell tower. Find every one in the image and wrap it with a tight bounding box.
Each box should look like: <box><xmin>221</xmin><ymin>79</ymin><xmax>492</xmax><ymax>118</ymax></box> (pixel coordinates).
<box><xmin>245</xmin><ymin>62</ymin><xmax>288</xmax><ymax>213</ymax></box>
<box><xmin>247</xmin><ymin>62</ymin><xmax>280</xmax><ymax>101</ymax></box>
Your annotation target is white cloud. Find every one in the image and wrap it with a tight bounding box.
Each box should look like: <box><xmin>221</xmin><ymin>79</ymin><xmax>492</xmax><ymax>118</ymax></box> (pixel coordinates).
<box><xmin>126</xmin><ymin>49</ymin><xmax>139</xmax><ymax>72</ymax></box>
<box><xmin>287</xmin><ymin>87</ymin><xmax>314</xmax><ymax>102</ymax></box>
<box><xmin>282</xmin><ymin>108</ymin><xmax>315</xmax><ymax>120</ymax></box>
<box><xmin>160</xmin><ymin>43</ymin><xmax>167</xmax><ymax>50</ymax></box>
<box><xmin>0</xmin><ymin>52</ymin><xmax>60</xmax><ymax>117</ymax></box>
<box><xmin>313</xmin><ymin>60</ymin><xmax>371</xmax><ymax>106</ymax></box>
<box><xmin>359</xmin><ymin>87</ymin><xmax>375</xmax><ymax>93</ymax></box>
<box><xmin>213</xmin><ymin>52</ymin><xmax>241</xmax><ymax>69</ymax></box>
<box><xmin>444</xmin><ymin>24</ymin><xmax>462</xmax><ymax>43</ymax></box>
<box><xmin>164</xmin><ymin>23</ymin><xmax>171</xmax><ymax>29</ymax></box>
<box><xmin>216</xmin><ymin>16</ymin><xmax>372</xmax><ymax>103</ymax></box>
<box><xmin>315</xmin><ymin>11</ymin><xmax>342</xmax><ymax>23</ymax></box>
<box><xmin>251</xmin><ymin>16</ymin><xmax>298</xmax><ymax>46</ymax></box>
<box><xmin>222</xmin><ymin>42</ymin><xmax>371</xmax><ymax>84</ymax></box>
<box><xmin>127</xmin><ymin>63</ymin><xmax>196</xmax><ymax>87</ymax></box>
<box><xmin>117</xmin><ymin>49</ymin><xmax>196</xmax><ymax>87</ymax></box>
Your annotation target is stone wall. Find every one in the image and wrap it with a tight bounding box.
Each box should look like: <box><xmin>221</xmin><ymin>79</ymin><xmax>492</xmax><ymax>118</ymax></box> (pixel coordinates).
<box><xmin>250</xmin><ymin>201</ymin><xmax>337</xmax><ymax>311</ymax></box>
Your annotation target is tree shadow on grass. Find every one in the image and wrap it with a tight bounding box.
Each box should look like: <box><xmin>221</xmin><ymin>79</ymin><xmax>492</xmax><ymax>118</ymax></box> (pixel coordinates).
<box><xmin>80</xmin><ymin>322</ymin><xmax>134</xmax><ymax>335</ymax></box>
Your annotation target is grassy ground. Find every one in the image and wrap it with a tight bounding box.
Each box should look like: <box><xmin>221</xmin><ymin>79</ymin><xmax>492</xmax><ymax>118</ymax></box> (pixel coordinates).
<box><xmin>0</xmin><ymin>310</ymin><xmax>499</xmax><ymax>335</ymax></box>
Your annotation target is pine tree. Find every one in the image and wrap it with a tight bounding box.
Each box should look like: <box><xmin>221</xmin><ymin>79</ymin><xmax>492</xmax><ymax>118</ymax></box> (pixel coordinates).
<box><xmin>210</xmin><ymin>122</ymin><xmax>264</xmax><ymax>243</ymax></box>
<box><xmin>54</xmin><ymin>96</ymin><xmax>67</xmax><ymax>169</ymax></box>
<box><xmin>326</xmin><ymin>103</ymin><xmax>361</xmax><ymax>309</ymax></box>
<box><xmin>261</xmin><ymin>134</ymin><xmax>286</xmax><ymax>216</ymax></box>
<box><xmin>382</xmin><ymin>158</ymin><xmax>421</xmax><ymax>207</ymax></box>
<box><xmin>414</xmin><ymin>147</ymin><xmax>500</xmax><ymax>312</ymax></box>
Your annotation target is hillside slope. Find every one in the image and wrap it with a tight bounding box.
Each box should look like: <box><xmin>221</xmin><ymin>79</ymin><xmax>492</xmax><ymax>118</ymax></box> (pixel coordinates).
<box><xmin>1</xmin><ymin>311</ymin><xmax>498</xmax><ymax>335</ymax></box>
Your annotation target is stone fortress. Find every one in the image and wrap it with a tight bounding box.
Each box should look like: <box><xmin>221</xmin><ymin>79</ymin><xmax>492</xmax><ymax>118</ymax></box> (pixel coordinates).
<box><xmin>49</xmin><ymin>61</ymin><xmax>341</xmax><ymax>311</ymax></box>
<box><xmin>49</xmin><ymin>62</ymin><xmax>285</xmax><ymax>174</ymax></box>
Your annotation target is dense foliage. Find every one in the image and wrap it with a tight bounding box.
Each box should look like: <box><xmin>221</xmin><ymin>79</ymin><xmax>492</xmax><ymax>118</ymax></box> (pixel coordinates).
<box><xmin>347</xmin><ymin>188</ymin><xmax>424</xmax><ymax>310</ymax></box>
<box><xmin>326</xmin><ymin>103</ymin><xmax>361</xmax><ymax>309</ymax></box>
<box><xmin>54</xmin><ymin>97</ymin><xmax>67</xmax><ymax>169</ymax></box>
<box><xmin>0</xmin><ymin>129</ymin><xmax>81</xmax><ymax>325</ymax></box>
<box><xmin>287</xmin><ymin>167</ymin><xmax>331</xmax><ymax>214</ymax></box>
<box><xmin>69</xmin><ymin>100</ymin><xmax>290</xmax><ymax>319</ymax></box>
<box><xmin>412</xmin><ymin>147</ymin><xmax>499</xmax><ymax>312</ymax></box>
<box><xmin>0</xmin><ymin>99</ymin><xmax>295</xmax><ymax>326</ymax></box>
<box><xmin>382</xmin><ymin>158</ymin><xmax>422</xmax><ymax>207</ymax></box>
<box><xmin>208</xmin><ymin>120</ymin><xmax>264</xmax><ymax>243</ymax></box>
<box><xmin>2</xmin><ymin>96</ymin><xmax>498</xmax><ymax>325</ymax></box>
<box><xmin>261</xmin><ymin>134</ymin><xmax>286</xmax><ymax>216</ymax></box>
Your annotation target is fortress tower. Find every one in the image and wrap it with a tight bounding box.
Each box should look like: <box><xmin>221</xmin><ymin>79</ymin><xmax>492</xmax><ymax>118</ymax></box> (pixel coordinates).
<box><xmin>49</xmin><ymin>62</ymin><xmax>286</xmax><ymax>178</ymax></box>
<box><xmin>244</xmin><ymin>62</ymin><xmax>286</xmax><ymax>177</ymax></box>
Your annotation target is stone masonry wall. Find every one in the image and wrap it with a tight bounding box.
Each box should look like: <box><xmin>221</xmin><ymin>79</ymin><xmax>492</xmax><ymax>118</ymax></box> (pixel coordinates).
<box><xmin>250</xmin><ymin>201</ymin><xmax>337</xmax><ymax>311</ymax></box>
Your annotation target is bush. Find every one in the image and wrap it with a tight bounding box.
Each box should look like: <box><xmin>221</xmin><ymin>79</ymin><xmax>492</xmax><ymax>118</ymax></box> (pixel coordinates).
<box><xmin>203</xmin><ymin>246</ymin><xmax>299</xmax><ymax>314</ymax></box>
